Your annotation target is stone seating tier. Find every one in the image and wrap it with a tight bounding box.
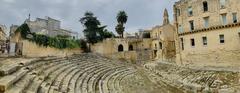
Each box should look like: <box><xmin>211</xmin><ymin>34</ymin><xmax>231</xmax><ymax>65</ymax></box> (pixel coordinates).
<box><xmin>0</xmin><ymin>54</ymin><xmax>138</xmax><ymax>93</ymax></box>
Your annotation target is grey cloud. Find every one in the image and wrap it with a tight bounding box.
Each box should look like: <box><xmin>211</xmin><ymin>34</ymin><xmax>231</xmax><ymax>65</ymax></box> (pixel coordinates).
<box><xmin>0</xmin><ymin>0</ymin><xmax>178</xmax><ymax>37</ymax></box>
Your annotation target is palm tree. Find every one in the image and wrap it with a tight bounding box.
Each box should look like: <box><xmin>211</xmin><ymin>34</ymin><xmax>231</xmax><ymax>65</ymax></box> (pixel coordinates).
<box><xmin>115</xmin><ymin>24</ymin><xmax>124</xmax><ymax>37</ymax></box>
<box><xmin>116</xmin><ymin>11</ymin><xmax>128</xmax><ymax>38</ymax></box>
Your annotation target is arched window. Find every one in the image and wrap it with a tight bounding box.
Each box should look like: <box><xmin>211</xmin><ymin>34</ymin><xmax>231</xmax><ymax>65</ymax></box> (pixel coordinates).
<box><xmin>203</xmin><ymin>1</ymin><xmax>208</xmax><ymax>12</ymax></box>
<box><xmin>159</xmin><ymin>42</ymin><xmax>162</xmax><ymax>49</ymax></box>
<box><xmin>118</xmin><ymin>44</ymin><xmax>124</xmax><ymax>52</ymax></box>
<box><xmin>129</xmin><ymin>45</ymin><xmax>133</xmax><ymax>51</ymax></box>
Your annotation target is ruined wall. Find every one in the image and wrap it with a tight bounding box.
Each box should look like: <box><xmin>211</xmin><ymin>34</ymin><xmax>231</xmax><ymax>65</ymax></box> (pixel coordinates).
<box><xmin>21</xmin><ymin>40</ymin><xmax>82</xmax><ymax>57</ymax></box>
<box><xmin>110</xmin><ymin>51</ymin><xmax>137</xmax><ymax>63</ymax></box>
<box><xmin>136</xmin><ymin>50</ymin><xmax>153</xmax><ymax>64</ymax></box>
<box><xmin>91</xmin><ymin>38</ymin><xmax>153</xmax><ymax>63</ymax></box>
<box><xmin>91</xmin><ymin>38</ymin><xmax>116</xmax><ymax>55</ymax></box>
<box><xmin>91</xmin><ymin>38</ymin><xmax>151</xmax><ymax>55</ymax></box>
<box><xmin>109</xmin><ymin>50</ymin><xmax>152</xmax><ymax>64</ymax></box>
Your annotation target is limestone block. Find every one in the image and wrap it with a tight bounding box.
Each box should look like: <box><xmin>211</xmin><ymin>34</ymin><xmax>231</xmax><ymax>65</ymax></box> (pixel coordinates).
<box><xmin>0</xmin><ymin>69</ymin><xmax>27</xmax><ymax>92</ymax></box>
<box><xmin>0</xmin><ymin>76</ymin><xmax>15</xmax><ymax>92</ymax></box>
<box><xmin>0</xmin><ymin>64</ymin><xmax>19</xmax><ymax>76</ymax></box>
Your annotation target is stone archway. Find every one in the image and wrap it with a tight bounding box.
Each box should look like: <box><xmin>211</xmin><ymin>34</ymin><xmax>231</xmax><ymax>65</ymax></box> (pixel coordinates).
<box><xmin>129</xmin><ymin>45</ymin><xmax>133</xmax><ymax>51</ymax></box>
<box><xmin>118</xmin><ymin>44</ymin><xmax>124</xmax><ymax>52</ymax></box>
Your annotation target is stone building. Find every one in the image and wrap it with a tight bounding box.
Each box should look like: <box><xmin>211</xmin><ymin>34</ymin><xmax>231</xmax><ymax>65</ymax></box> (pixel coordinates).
<box><xmin>150</xmin><ymin>9</ymin><xmax>176</xmax><ymax>61</ymax></box>
<box><xmin>0</xmin><ymin>24</ymin><xmax>7</xmax><ymax>53</ymax></box>
<box><xmin>92</xmin><ymin>9</ymin><xmax>176</xmax><ymax>63</ymax></box>
<box><xmin>174</xmin><ymin>0</ymin><xmax>240</xmax><ymax>66</ymax></box>
<box><xmin>25</xmin><ymin>16</ymin><xmax>78</xmax><ymax>39</ymax></box>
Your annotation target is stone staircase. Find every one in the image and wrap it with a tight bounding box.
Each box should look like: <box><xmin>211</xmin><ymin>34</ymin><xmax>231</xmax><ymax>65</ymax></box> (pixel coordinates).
<box><xmin>0</xmin><ymin>53</ymin><xmax>139</xmax><ymax>93</ymax></box>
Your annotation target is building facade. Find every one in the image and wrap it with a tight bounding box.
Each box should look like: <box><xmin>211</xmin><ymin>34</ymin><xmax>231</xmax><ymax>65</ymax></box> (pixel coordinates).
<box><xmin>0</xmin><ymin>24</ymin><xmax>7</xmax><ymax>54</ymax></box>
<box><xmin>25</xmin><ymin>16</ymin><xmax>78</xmax><ymax>39</ymax></box>
<box><xmin>174</xmin><ymin>0</ymin><xmax>240</xmax><ymax>66</ymax></box>
<box><xmin>91</xmin><ymin>9</ymin><xmax>176</xmax><ymax>63</ymax></box>
<box><xmin>150</xmin><ymin>9</ymin><xmax>176</xmax><ymax>61</ymax></box>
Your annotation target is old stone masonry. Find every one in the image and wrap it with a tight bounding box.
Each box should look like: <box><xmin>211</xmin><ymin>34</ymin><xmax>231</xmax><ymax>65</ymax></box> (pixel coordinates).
<box><xmin>1</xmin><ymin>53</ymin><xmax>240</xmax><ymax>93</ymax></box>
<box><xmin>0</xmin><ymin>54</ymin><xmax>183</xmax><ymax>93</ymax></box>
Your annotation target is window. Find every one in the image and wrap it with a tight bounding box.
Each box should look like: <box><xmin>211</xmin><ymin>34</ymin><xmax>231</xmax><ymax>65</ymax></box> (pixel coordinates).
<box><xmin>188</xmin><ymin>6</ymin><xmax>193</xmax><ymax>16</ymax></box>
<box><xmin>238</xmin><ymin>32</ymin><xmax>240</xmax><ymax>38</ymax></box>
<box><xmin>191</xmin><ymin>38</ymin><xmax>195</xmax><ymax>47</ymax></box>
<box><xmin>204</xmin><ymin>17</ymin><xmax>209</xmax><ymax>28</ymax></box>
<box><xmin>180</xmin><ymin>38</ymin><xmax>184</xmax><ymax>50</ymax></box>
<box><xmin>118</xmin><ymin>44</ymin><xmax>124</xmax><ymax>52</ymax></box>
<box><xmin>220</xmin><ymin>0</ymin><xmax>226</xmax><ymax>9</ymax></box>
<box><xmin>159</xmin><ymin>42</ymin><xmax>162</xmax><ymax>49</ymax></box>
<box><xmin>202</xmin><ymin>37</ymin><xmax>207</xmax><ymax>45</ymax></box>
<box><xmin>178</xmin><ymin>25</ymin><xmax>183</xmax><ymax>33</ymax></box>
<box><xmin>219</xmin><ymin>34</ymin><xmax>225</xmax><ymax>43</ymax></box>
<box><xmin>203</xmin><ymin>1</ymin><xmax>208</xmax><ymax>12</ymax></box>
<box><xmin>233</xmin><ymin>13</ymin><xmax>237</xmax><ymax>23</ymax></box>
<box><xmin>177</xmin><ymin>9</ymin><xmax>181</xmax><ymax>16</ymax></box>
<box><xmin>129</xmin><ymin>45</ymin><xmax>133</xmax><ymax>51</ymax></box>
<box><xmin>221</xmin><ymin>14</ymin><xmax>227</xmax><ymax>25</ymax></box>
<box><xmin>189</xmin><ymin>20</ymin><xmax>194</xmax><ymax>31</ymax></box>
<box><xmin>155</xmin><ymin>44</ymin><xmax>157</xmax><ymax>49</ymax></box>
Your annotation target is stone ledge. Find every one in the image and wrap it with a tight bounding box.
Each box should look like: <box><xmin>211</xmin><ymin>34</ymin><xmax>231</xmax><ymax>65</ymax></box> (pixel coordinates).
<box><xmin>0</xmin><ymin>69</ymin><xmax>27</xmax><ymax>92</ymax></box>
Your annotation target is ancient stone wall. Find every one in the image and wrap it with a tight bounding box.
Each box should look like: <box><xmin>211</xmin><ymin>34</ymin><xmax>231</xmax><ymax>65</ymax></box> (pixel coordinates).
<box><xmin>21</xmin><ymin>40</ymin><xmax>82</xmax><ymax>57</ymax></box>
<box><xmin>108</xmin><ymin>50</ymin><xmax>152</xmax><ymax>64</ymax></box>
<box><xmin>109</xmin><ymin>51</ymin><xmax>137</xmax><ymax>63</ymax></box>
<box><xmin>135</xmin><ymin>50</ymin><xmax>153</xmax><ymax>64</ymax></box>
<box><xmin>91</xmin><ymin>38</ymin><xmax>153</xmax><ymax>63</ymax></box>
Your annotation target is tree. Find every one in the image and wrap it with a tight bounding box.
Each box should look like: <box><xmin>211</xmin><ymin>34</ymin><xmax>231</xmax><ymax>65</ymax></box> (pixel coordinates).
<box><xmin>78</xmin><ymin>39</ymin><xmax>88</xmax><ymax>52</ymax></box>
<box><xmin>115</xmin><ymin>11</ymin><xmax>128</xmax><ymax>38</ymax></box>
<box><xmin>80</xmin><ymin>11</ymin><xmax>114</xmax><ymax>44</ymax></box>
<box><xmin>101</xmin><ymin>29</ymin><xmax>115</xmax><ymax>39</ymax></box>
<box><xmin>16</xmin><ymin>23</ymin><xmax>31</xmax><ymax>39</ymax></box>
<box><xmin>80</xmin><ymin>12</ymin><xmax>102</xmax><ymax>44</ymax></box>
<box><xmin>115</xmin><ymin>24</ymin><xmax>124</xmax><ymax>37</ymax></box>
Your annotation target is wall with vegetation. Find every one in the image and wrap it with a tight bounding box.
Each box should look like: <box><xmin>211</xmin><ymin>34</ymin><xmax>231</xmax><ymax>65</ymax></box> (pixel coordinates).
<box><xmin>22</xmin><ymin>40</ymin><xmax>82</xmax><ymax>57</ymax></box>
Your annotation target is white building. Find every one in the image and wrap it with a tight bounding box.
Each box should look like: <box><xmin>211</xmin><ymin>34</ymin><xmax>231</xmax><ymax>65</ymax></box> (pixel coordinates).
<box><xmin>25</xmin><ymin>16</ymin><xmax>78</xmax><ymax>39</ymax></box>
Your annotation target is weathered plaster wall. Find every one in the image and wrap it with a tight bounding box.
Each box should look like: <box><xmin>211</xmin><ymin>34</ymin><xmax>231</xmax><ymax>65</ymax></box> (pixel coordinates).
<box><xmin>178</xmin><ymin>27</ymin><xmax>240</xmax><ymax>67</ymax></box>
<box><xmin>108</xmin><ymin>50</ymin><xmax>152</xmax><ymax>64</ymax></box>
<box><xmin>91</xmin><ymin>38</ymin><xmax>153</xmax><ymax>63</ymax></box>
<box><xmin>22</xmin><ymin>40</ymin><xmax>82</xmax><ymax>57</ymax></box>
<box><xmin>110</xmin><ymin>51</ymin><xmax>137</xmax><ymax>63</ymax></box>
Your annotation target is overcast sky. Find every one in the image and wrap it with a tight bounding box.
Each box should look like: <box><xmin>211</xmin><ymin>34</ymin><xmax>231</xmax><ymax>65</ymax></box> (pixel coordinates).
<box><xmin>0</xmin><ymin>0</ymin><xmax>178</xmax><ymax>37</ymax></box>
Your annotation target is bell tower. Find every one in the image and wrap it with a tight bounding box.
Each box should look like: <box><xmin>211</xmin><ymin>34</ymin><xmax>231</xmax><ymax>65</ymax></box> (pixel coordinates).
<box><xmin>163</xmin><ymin>8</ymin><xmax>169</xmax><ymax>25</ymax></box>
